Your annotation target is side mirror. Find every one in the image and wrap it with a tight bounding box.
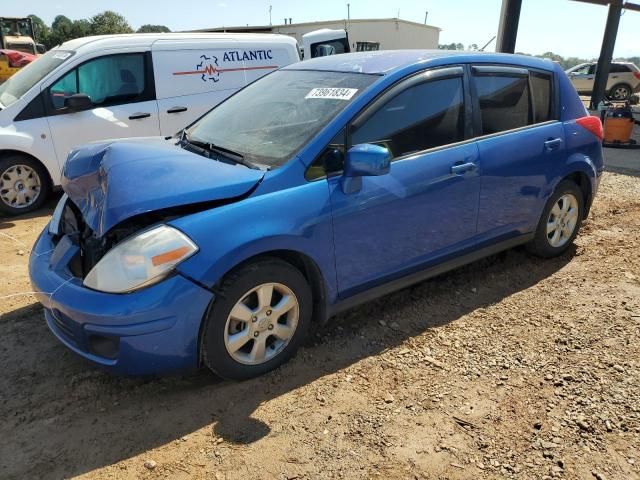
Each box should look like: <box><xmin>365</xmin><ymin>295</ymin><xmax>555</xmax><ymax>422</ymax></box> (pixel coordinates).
<box><xmin>341</xmin><ymin>143</ymin><xmax>390</xmax><ymax>194</ymax></box>
<box><xmin>64</xmin><ymin>93</ymin><xmax>93</xmax><ymax>112</ymax></box>
<box><xmin>344</xmin><ymin>143</ymin><xmax>390</xmax><ymax>177</ymax></box>
<box><xmin>35</xmin><ymin>43</ymin><xmax>46</xmax><ymax>54</ymax></box>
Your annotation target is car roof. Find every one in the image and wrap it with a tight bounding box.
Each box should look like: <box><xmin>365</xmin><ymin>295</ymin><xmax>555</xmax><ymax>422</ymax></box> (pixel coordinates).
<box><xmin>57</xmin><ymin>32</ymin><xmax>297</xmax><ymax>53</ymax></box>
<box><xmin>285</xmin><ymin>49</ymin><xmax>556</xmax><ymax>75</ymax></box>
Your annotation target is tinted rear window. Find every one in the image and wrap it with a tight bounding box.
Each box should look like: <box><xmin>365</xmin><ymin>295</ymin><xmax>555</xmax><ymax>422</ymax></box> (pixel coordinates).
<box><xmin>474</xmin><ymin>75</ymin><xmax>531</xmax><ymax>135</ymax></box>
<box><xmin>530</xmin><ymin>72</ymin><xmax>553</xmax><ymax>123</ymax></box>
<box><xmin>610</xmin><ymin>64</ymin><xmax>631</xmax><ymax>73</ymax></box>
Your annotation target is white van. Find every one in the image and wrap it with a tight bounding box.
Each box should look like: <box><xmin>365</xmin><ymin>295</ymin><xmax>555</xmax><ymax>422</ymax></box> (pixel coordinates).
<box><xmin>0</xmin><ymin>33</ymin><xmax>299</xmax><ymax>215</ymax></box>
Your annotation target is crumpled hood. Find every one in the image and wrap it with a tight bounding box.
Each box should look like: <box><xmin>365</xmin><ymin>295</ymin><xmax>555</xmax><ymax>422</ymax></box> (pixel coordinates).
<box><xmin>61</xmin><ymin>138</ymin><xmax>264</xmax><ymax>237</ymax></box>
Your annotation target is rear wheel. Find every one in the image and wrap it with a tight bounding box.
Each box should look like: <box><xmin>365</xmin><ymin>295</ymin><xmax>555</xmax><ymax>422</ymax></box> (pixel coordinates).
<box><xmin>0</xmin><ymin>155</ymin><xmax>50</xmax><ymax>216</ymax></box>
<box><xmin>202</xmin><ymin>258</ymin><xmax>312</xmax><ymax>380</ymax></box>
<box><xmin>527</xmin><ymin>180</ymin><xmax>584</xmax><ymax>258</ymax></box>
<box><xmin>608</xmin><ymin>83</ymin><xmax>632</xmax><ymax>101</ymax></box>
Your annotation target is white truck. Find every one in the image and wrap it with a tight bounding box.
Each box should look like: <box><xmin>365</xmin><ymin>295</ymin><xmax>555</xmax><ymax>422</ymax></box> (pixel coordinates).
<box><xmin>0</xmin><ymin>33</ymin><xmax>299</xmax><ymax>215</ymax></box>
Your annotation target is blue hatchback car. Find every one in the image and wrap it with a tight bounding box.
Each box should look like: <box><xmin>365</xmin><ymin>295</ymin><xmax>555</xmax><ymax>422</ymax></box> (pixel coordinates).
<box><xmin>30</xmin><ymin>51</ymin><xmax>604</xmax><ymax>379</ymax></box>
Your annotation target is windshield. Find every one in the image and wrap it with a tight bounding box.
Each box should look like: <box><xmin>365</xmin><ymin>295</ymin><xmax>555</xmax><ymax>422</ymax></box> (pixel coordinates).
<box><xmin>186</xmin><ymin>69</ymin><xmax>377</xmax><ymax>167</ymax></box>
<box><xmin>0</xmin><ymin>49</ymin><xmax>73</xmax><ymax>108</ymax></box>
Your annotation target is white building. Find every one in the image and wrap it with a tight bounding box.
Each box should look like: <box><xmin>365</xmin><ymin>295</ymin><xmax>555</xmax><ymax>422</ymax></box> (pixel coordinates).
<box><xmin>196</xmin><ymin>18</ymin><xmax>441</xmax><ymax>52</ymax></box>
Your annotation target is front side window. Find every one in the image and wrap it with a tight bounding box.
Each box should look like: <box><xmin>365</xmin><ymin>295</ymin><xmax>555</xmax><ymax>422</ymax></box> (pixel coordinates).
<box><xmin>0</xmin><ymin>49</ymin><xmax>72</xmax><ymax>108</ymax></box>
<box><xmin>311</xmin><ymin>39</ymin><xmax>349</xmax><ymax>57</ymax></box>
<box><xmin>186</xmin><ymin>70</ymin><xmax>377</xmax><ymax>167</ymax></box>
<box><xmin>474</xmin><ymin>74</ymin><xmax>531</xmax><ymax>135</ymax></box>
<box><xmin>49</xmin><ymin>53</ymin><xmax>146</xmax><ymax>110</ymax></box>
<box><xmin>352</xmin><ymin>76</ymin><xmax>465</xmax><ymax>159</ymax></box>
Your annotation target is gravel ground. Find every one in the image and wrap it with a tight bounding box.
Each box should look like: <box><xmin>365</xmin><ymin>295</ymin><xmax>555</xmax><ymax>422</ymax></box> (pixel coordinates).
<box><xmin>0</xmin><ymin>172</ymin><xmax>638</xmax><ymax>480</ymax></box>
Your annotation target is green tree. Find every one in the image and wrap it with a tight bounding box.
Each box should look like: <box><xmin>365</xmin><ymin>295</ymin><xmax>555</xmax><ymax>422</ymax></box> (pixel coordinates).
<box><xmin>46</xmin><ymin>15</ymin><xmax>74</xmax><ymax>48</ymax></box>
<box><xmin>71</xmin><ymin>19</ymin><xmax>91</xmax><ymax>38</ymax></box>
<box><xmin>89</xmin><ymin>10</ymin><xmax>133</xmax><ymax>36</ymax></box>
<box><xmin>137</xmin><ymin>24</ymin><xmax>171</xmax><ymax>33</ymax></box>
<box><xmin>28</xmin><ymin>14</ymin><xmax>49</xmax><ymax>44</ymax></box>
<box><xmin>438</xmin><ymin>42</ymin><xmax>465</xmax><ymax>50</ymax></box>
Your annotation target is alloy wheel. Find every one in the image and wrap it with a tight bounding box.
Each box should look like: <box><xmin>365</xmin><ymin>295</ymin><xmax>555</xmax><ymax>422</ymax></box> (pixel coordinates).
<box><xmin>612</xmin><ymin>86</ymin><xmax>630</xmax><ymax>100</ymax></box>
<box><xmin>0</xmin><ymin>164</ymin><xmax>41</xmax><ymax>209</ymax></box>
<box><xmin>546</xmin><ymin>193</ymin><xmax>579</xmax><ymax>248</ymax></box>
<box><xmin>224</xmin><ymin>282</ymin><xmax>300</xmax><ymax>365</ymax></box>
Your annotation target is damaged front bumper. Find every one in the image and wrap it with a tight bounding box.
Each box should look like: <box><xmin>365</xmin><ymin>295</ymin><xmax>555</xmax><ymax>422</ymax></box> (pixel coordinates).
<box><xmin>29</xmin><ymin>226</ymin><xmax>214</xmax><ymax>376</ymax></box>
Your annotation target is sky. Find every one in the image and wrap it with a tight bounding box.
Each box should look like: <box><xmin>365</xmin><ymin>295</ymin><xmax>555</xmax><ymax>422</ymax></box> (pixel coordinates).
<box><xmin>4</xmin><ymin>0</ymin><xmax>639</xmax><ymax>58</ymax></box>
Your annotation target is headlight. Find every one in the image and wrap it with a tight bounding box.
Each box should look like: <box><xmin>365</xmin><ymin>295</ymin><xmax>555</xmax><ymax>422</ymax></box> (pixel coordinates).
<box><xmin>83</xmin><ymin>225</ymin><xmax>198</xmax><ymax>293</ymax></box>
<box><xmin>48</xmin><ymin>193</ymin><xmax>68</xmax><ymax>236</ymax></box>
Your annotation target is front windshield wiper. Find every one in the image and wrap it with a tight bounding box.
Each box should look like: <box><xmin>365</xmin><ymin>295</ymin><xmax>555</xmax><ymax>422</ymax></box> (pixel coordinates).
<box><xmin>180</xmin><ymin>131</ymin><xmax>262</xmax><ymax>170</ymax></box>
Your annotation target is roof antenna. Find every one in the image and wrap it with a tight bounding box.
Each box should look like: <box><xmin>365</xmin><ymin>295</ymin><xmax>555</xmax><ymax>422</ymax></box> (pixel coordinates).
<box><xmin>480</xmin><ymin>35</ymin><xmax>497</xmax><ymax>51</ymax></box>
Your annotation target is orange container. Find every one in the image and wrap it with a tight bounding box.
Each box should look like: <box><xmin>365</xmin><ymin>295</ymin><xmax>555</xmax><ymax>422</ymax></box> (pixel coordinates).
<box><xmin>603</xmin><ymin>106</ymin><xmax>634</xmax><ymax>143</ymax></box>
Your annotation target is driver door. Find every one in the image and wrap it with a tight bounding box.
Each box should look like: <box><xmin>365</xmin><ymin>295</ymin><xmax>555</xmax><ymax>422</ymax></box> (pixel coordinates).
<box><xmin>44</xmin><ymin>52</ymin><xmax>160</xmax><ymax>164</ymax></box>
<box><xmin>570</xmin><ymin>64</ymin><xmax>595</xmax><ymax>93</ymax></box>
<box><xmin>328</xmin><ymin>69</ymin><xmax>481</xmax><ymax>296</ymax></box>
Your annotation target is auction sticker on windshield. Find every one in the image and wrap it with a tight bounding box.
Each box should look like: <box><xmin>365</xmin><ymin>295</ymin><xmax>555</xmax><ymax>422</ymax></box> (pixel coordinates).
<box><xmin>305</xmin><ymin>88</ymin><xmax>358</xmax><ymax>100</ymax></box>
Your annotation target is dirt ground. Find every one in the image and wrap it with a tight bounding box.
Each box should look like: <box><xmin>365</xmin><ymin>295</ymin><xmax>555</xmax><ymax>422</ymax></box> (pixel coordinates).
<box><xmin>1</xmin><ymin>172</ymin><xmax>639</xmax><ymax>480</ymax></box>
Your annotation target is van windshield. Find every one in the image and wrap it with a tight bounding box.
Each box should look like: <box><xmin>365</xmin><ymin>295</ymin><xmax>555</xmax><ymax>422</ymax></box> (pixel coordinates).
<box><xmin>185</xmin><ymin>69</ymin><xmax>378</xmax><ymax>167</ymax></box>
<box><xmin>0</xmin><ymin>50</ymin><xmax>73</xmax><ymax>109</ymax></box>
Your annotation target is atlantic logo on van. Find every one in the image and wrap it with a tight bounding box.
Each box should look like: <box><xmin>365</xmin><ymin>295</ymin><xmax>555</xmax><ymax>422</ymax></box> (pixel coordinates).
<box><xmin>173</xmin><ymin>50</ymin><xmax>278</xmax><ymax>83</ymax></box>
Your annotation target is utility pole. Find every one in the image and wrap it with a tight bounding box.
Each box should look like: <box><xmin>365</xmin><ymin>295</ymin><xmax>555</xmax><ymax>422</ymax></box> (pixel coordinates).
<box><xmin>269</xmin><ymin>5</ymin><xmax>272</xmax><ymax>25</ymax></box>
<box><xmin>496</xmin><ymin>0</ymin><xmax>522</xmax><ymax>53</ymax></box>
<box><xmin>590</xmin><ymin>0</ymin><xmax>623</xmax><ymax>109</ymax></box>
<box><xmin>424</xmin><ymin>10</ymin><xmax>428</xmax><ymax>24</ymax></box>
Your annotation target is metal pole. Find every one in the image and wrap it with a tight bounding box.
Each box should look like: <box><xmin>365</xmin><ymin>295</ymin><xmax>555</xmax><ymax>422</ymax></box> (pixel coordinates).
<box><xmin>496</xmin><ymin>0</ymin><xmax>522</xmax><ymax>53</ymax></box>
<box><xmin>424</xmin><ymin>10</ymin><xmax>428</xmax><ymax>24</ymax></box>
<box><xmin>269</xmin><ymin>5</ymin><xmax>272</xmax><ymax>26</ymax></box>
<box><xmin>590</xmin><ymin>0</ymin><xmax>623</xmax><ymax>109</ymax></box>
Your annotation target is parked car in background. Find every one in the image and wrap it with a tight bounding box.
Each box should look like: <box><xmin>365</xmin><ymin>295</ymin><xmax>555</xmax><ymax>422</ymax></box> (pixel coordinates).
<box><xmin>0</xmin><ymin>33</ymin><xmax>299</xmax><ymax>215</ymax></box>
<box><xmin>30</xmin><ymin>51</ymin><xmax>604</xmax><ymax>380</ymax></box>
<box><xmin>566</xmin><ymin>61</ymin><xmax>640</xmax><ymax>100</ymax></box>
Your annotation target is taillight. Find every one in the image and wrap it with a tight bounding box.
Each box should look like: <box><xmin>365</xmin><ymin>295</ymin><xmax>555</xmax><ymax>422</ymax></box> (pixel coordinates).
<box><xmin>634</xmin><ymin>71</ymin><xmax>640</xmax><ymax>80</ymax></box>
<box><xmin>576</xmin><ymin>116</ymin><xmax>603</xmax><ymax>140</ymax></box>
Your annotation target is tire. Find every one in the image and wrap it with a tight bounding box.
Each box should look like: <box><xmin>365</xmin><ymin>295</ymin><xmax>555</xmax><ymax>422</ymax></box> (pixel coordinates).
<box><xmin>202</xmin><ymin>257</ymin><xmax>312</xmax><ymax>380</ymax></box>
<box><xmin>608</xmin><ymin>83</ymin><xmax>632</xmax><ymax>101</ymax></box>
<box><xmin>0</xmin><ymin>155</ymin><xmax>51</xmax><ymax>216</ymax></box>
<box><xmin>527</xmin><ymin>180</ymin><xmax>584</xmax><ymax>258</ymax></box>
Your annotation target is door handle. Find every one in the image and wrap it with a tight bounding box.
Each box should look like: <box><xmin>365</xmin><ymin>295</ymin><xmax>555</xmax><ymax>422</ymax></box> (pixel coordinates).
<box><xmin>544</xmin><ymin>138</ymin><xmax>562</xmax><ymax>151</ymax></box>
<box><xmin>451</xmin><ymin>162</ymin><xmax>477</xmax><ymax>175</ymax></box>
<box><xmin>167</xmin><ymin>106</ymin><xmax>188</xmax><ymax>114</ymax></box>
<box><xmin>129</xmin><ymin>112</ymin><xmax>151</xmax><ymax>120</ymax></box>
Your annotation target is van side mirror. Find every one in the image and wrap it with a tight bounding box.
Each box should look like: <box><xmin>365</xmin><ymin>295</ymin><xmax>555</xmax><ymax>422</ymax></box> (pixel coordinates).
<box><xmin>341</xmin><ymin>143</ymin><xmax>391</xmax><ymax>194</ymax></box>
<box><xmin>64</xmin><ymin>94</ymin><xmax>93</xmax><ymax>112</ymax></box>
<box><xmin>344</xmin><ymin>143</ymin><xmax>390</xmax><ymax>177</ymax></box>
<box><xmin>35</xmin><ymin>44</ymin><xmax>46</xmax><ymax>54</ymax></box>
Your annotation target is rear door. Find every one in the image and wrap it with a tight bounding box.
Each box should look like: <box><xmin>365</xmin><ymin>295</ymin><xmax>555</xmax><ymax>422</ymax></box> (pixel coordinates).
<box><xmin>472</xmin><ymin>66</ymin><xmax>565</xmax><ymax>238</ymax></box>
<box><xmin>327</xmin><ymin>68</ymin><xmax>481</xmax><ymax>295</ymax></box>
<box><xmin>44</xmin><ymin>52</ymin><xmax>159</xmax><ymax>163</ymax></box>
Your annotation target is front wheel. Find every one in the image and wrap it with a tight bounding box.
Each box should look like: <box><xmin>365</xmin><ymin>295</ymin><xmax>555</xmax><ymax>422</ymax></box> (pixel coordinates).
<box><xmin>202</xmin><ymin>258</ymin><xmax>312</xmax><ymax>380</ymax></box>
<box><xmin>0</xmin><ymin>155</ymin><xmax>50</xmax><ymax>216</ymax></box>
<box><xmin>527</xmin><ymin>181</ymin><xmax>584</xmax><ymax>258</ymax></box>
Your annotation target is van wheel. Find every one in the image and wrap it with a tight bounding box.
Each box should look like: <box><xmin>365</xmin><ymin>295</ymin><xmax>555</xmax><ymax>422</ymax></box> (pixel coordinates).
<box><xmin>527</xmin><ymin>180</ymin><xmax>584</xmax><ymax>258</ymax></box>
<box><xmin>202</xmin><ymin>257</ymin><xmax>312</xmax><ymax>380</ymax></box>
<box><xmin>608</xmin><ymin>83</ymin><xmax>632</xmax><ymax>101</ymax></box>
<box><xmin>0</xmin><ymin>155</ymin><xmax>50</xmax><ymax>216</ymax></box>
